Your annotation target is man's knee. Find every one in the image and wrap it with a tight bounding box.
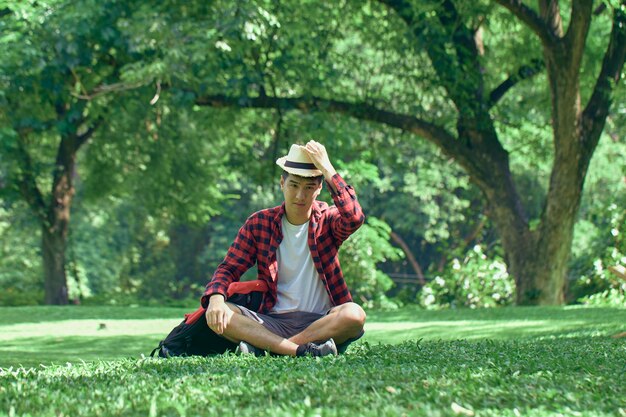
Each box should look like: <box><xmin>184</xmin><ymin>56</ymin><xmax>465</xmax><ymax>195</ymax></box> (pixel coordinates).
<box><xmin>224</xmin><ymin>302</ymin><xmax>242</xmax><ymax>314</ymax></box>
<box><xmin>216</xmin><ymin>304</ymin><xmax>247</xmax><ymax>342</ymax></box>
<box><xmin>338</xmin><ymin>302</ymin><xmax>366</xmax><ymax>329</ymax></box>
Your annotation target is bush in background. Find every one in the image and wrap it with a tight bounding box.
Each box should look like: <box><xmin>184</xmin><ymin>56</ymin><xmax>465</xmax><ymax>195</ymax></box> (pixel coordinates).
<box><xmin>0</xmin><ymin>205</ymin><xmax>43</xmax><ymax>306</ymax></box>
<box><xmin>419</xmin><ymin>245</ymin><xmax>515</xmax><ymax>309</ymax></box>
<box><xmin>341</xmin><ymin>217</ymin><xmax>404</xmax><ymax>309</ymax></box>
<box><xmin>574</xmin><ymin>204</ymin><xmax>626</xmax><ymax>306</ymax></box>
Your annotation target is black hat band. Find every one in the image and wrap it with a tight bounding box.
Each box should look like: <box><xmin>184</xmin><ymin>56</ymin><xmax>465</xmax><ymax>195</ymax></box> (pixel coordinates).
<box><xmin>284</xmin><ymin>161</ymin><xmax>317</xmax><ymax>170</ymax></box>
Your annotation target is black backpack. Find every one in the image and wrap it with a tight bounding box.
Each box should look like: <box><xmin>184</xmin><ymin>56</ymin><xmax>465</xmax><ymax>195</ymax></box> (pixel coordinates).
<box><xmin>151</xmin><ymin>280</ymin><xmax>269</xmax><ymax>358</ymax></box>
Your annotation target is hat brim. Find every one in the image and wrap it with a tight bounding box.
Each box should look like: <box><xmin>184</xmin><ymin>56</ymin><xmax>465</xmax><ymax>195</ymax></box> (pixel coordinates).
<box><xmin>276</xmin><ymin>157</ymin><xmax>323</xmax><ymax>177</ymax></box>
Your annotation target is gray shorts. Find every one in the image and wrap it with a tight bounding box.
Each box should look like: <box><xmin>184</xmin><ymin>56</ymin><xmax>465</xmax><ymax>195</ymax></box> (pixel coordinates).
<box><xmin>234</xmin><ymin>305</ymin><xmax>364</xmax><ymax>354</ymax></box>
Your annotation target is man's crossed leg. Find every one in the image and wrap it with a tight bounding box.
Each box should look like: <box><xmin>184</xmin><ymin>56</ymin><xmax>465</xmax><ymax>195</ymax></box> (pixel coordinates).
<box><xmin>206</xmin><ymin>302</ymin><xmax>366</xmax><ymax>357</ymax></box>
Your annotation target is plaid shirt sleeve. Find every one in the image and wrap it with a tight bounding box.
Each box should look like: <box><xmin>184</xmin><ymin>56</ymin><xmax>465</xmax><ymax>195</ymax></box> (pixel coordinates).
<box><xmin>201</xmin><ymin>216</ymin><xmax>258</xmax><ymax>307</ymax></box>
<box><xmin>326</xmin><ymin>173</ymin><xmax>365</xmax><ymax>244</ymax></box>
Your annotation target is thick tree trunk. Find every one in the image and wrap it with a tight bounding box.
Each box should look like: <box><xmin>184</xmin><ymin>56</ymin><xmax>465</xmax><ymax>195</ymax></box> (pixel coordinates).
<box><xmin>507</xmin><ymin>1</ymin><xmax>593</xmax><ymax>304</ymax></box>
<box><xmin>42</xmin><ymin>151</ymin><xmax>76</xmax><ymax>304</ymax></box>
<box><xmin>461</xmin><ymin>107</ymin><xmax>589</xmax><ymax>305</ymax></box>
<box><xmin>40</xmin><ymin>170</ymin><xmax>73</xmax><ymax>305</ymax></box>
<box><xmin>505</xmin><ymin>224</ymin><xmax>573</xmax><ymax>305</ymax></box>
<box><xmin>42</xmin><ymin>224</ymin><xmax>69</xmax><ymax>304</ymax></box>
<box><xmin>478</xmin><ymin>162</ymin><xmax>577</xmax><ymax>305</ymax></box>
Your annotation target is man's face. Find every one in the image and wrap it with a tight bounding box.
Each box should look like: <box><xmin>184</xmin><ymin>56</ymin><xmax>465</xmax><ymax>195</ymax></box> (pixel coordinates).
<box><xmin>280</xmin><ymin>173</ymin><xmax>322</xmax><ymax>217</ymax></box>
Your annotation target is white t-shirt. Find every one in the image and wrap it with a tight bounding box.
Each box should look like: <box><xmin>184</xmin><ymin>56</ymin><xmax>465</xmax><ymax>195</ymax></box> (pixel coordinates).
<box><xmin>271</xmin><ymin>217</ymin><xmax>332</xmax><ymax>314</ymax></box>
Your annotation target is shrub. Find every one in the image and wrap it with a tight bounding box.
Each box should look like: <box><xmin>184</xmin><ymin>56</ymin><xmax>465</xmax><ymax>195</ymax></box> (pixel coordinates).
<box><xmin>340</xmin><ymin>217</ymin><xmax>404</xmax><ymax>309</ymax></box>
<box><xmin>575</xmin><ymin>204</ymin><xmax>626</xmax><ymax>306</ymax></box>
<box><xmin>419</xmin><ymin>244</ymin><xmax>515</xmax><ymax>309</ymax></box>
<box><xmin>0</xmin><ymin>205</ymin><xmax>43</xmax><ymax>306</ymax></box>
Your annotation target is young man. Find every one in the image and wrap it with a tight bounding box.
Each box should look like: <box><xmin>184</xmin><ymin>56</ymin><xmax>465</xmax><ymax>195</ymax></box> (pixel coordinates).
<box><xmin>203</xmin><ymin>140</ymin><xmax>366</xmax><ymax>356</ymax></box>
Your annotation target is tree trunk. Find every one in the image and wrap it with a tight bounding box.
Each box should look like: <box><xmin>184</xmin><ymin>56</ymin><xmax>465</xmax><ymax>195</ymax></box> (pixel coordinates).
<box><xmin>41</xmin><ymin>138</ymin><xmax>77</xmax><ymax>304</ymax></box>
<box><xmin>457</xmin><ymin>95</ymin><xmax>588</xmax><ymax>305</ymax></box>
<box><xmin>42</xmin><ymin>224</ymin><xmax>69</xmax><ymax>304</ymax></box>
<box><xmin>503</xmin><ymin>222</ymin><xmax>573</xmax><ymax>305</ymax></box>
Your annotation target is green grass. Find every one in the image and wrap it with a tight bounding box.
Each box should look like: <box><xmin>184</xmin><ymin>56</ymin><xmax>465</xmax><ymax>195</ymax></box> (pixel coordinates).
<box><xmin>1</xmin><ymin>305</ymin><xmax>625</xmax><ymax>416</ymax></box>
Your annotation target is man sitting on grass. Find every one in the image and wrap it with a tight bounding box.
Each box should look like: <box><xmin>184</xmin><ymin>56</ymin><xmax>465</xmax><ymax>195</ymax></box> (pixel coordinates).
<box><xmin>203</xmin><ymin>140</ymin><xmax>366</xmax><ymax>357</ymax></box>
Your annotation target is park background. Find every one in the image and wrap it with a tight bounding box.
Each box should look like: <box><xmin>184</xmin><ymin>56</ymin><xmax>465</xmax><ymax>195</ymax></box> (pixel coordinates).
<box><xmin>0</xmin><ymin>1</ymin><xmax>625</xmax><ymax>416</ymax></box>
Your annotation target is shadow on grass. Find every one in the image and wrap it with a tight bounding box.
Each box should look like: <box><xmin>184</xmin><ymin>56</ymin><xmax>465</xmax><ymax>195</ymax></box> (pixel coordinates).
<box><xmin>366</xmin><ymin>305</ymin><xmax>626</xmax><ymax>323</ymax></box>
<box><xmin>362</xmin><ymin>318</ymin><xmax>625</xmax><ymax>344</ymax></box>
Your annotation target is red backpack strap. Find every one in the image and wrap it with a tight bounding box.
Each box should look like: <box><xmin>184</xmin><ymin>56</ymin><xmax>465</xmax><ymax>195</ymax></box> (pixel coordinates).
<box><xmin>226</xmin><ymin>279</ymin><xmax>269</xmax><ymax>298</ymax></box>
<box><xmin>184</xmin><ymin>306</ymin><xmax>206</xmax><ymax>325</ymax></box>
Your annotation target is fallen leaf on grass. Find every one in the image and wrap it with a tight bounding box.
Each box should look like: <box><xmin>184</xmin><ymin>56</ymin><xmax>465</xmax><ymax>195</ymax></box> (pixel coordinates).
<box><xmin>451</xmin><ymin>402</ymin><xmax>474</xmax><ymax>416</ymax></box>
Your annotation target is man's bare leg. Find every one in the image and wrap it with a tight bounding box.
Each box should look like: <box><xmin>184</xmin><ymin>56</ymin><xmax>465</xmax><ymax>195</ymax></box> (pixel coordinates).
<box><xmin>218</xmin><ymin>303</ymin><xmax>299</xmax><ymax>356</ymax></box>
<box><xmin>289</xmin><ymin>302</ymin><xmax>366</xmax><ymax>345</ymax></box>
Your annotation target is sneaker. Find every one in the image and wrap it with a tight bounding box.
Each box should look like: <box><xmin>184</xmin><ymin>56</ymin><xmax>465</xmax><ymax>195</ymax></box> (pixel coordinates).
<box><xmin>237</xmin><ymin>341</ymin><xmax>264</xmax><ymax>356</ymax></box>
<box><xmin>300</xmin><ymin>338</ymin><xmax>338</xmax><ymax>357</ymax></box>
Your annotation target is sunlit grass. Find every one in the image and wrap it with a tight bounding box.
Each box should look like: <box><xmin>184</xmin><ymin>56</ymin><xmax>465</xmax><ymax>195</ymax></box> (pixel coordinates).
<box><xmin>1</xmin><ymin>338</ymin><xmax>624</xmax><ymax>417</ymax></box>
<box><xmin>0</xmin><ymin>305</ymin><xmax>624</xmax><ymax>416</ymax></box>
<box><xmin>0</xmin><ymin>305</ymin><xmax>624</xmax><ymax>368</ymax></box>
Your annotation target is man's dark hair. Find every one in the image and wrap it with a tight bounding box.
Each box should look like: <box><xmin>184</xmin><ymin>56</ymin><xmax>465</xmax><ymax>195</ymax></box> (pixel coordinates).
<box><xmin>281</xmin><ymin>170</ymin><xmax>324</xmax><ymax>185</ymax></box>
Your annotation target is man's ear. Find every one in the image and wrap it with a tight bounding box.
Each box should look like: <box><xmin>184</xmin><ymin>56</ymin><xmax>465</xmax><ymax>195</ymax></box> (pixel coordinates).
<box><xmin>280</xmin><ymin>176</ymin><xmax>285</xmax><ymax>190</ymax></box>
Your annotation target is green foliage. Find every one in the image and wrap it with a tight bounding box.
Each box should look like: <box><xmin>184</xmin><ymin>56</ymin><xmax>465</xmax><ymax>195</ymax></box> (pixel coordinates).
<box><xmin>1</xmin><ymin>0</ymin><xmax>625</xmax><ymax>309</ymax></box>
<box><xmin>0</xmin><ymin>203</ymin><xmax>43</xmax><ymax>306</ymax></box>
<box><xmin>1</xmin><ymin>306</ymin><xmax>625</xmax><ymax>417</ymax></box>
<box><xmin>340</xmin><ymin>217</ymin><xmax>404</xmax><ymax>308</ymax></box>
<box><xmin>399</xmin><ymin>153</ymin><xmax>474</xmax><ymax>244</ymax></box>
<box><xmin>69</xmin><ymin>201</ymin><xmax>209</xmax><ymax>306</ymax></box>
<box><xmin>569</xmin><ymin>134</ymin><xmax>626</xmax><ymax>305</ymax></box>
<box><xmin>419</xmin><ymin>245</ymin><xmax>515</xmax><ymax>309</ymax></box>
<box><xmin>574</xmin><ymin>204</ymin><xmax>626</xmax><ymax>306</ymax></box>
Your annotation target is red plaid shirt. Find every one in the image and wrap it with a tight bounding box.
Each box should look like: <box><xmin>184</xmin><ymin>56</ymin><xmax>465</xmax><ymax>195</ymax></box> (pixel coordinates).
<box><xmin>202</xmin><ymin>174</ymin><xmax>365</xmax><ymax>313</ymax></box>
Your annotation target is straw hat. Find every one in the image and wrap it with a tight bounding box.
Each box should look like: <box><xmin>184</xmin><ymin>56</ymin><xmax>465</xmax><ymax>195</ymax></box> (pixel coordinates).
<box><xmin>276</xmin><ymin>144</ymin><xmax>323</xmax><ymax>177</ymax></box>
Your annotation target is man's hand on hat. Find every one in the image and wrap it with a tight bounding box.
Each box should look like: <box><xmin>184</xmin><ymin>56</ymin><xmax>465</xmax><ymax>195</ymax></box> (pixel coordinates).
<box><xmin>303</xmin><ymin>140</ymin><xmax>337</xmax><ymax>179</ymax></box>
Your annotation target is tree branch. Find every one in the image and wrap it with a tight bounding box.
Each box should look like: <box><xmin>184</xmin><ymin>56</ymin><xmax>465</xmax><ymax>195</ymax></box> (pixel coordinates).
<box><xmin>488</xmin><ymin>58</ymin><xmax>545</xmax><ymax>108</ymax></box>
<box><xmin>70</xmin><ymin>80</ymin><xmax>149</xmax><ymax>100</ymax></box>
<box><xmin>389</xmin><ymin>231</ymin><xmax>426</xmax><ymax>286</ymax></box>
<box><xmin>582</xmin><ymin>3</ymin><xmax>626</xmax><ymax>149</ymax></box>
<box><xmin>76</xmin><ymin>118</ymin><xmax>104</xmax><ymax>149</ymax></box>
<box><xmin>539</xmin><ymin>0</ymin><xmax>564</xmax><ymax>37</ymax></box>
<box><xmin>593</xmin><ymin>3</ymin><xmax>607</xmax><ymax>15</ymax></box>
<box><xmin>565</xmin><ymin>0</ymin><xmax>593</xmax><ymax>64</ymax></box>
<box><xmin>194</xmin><ymin>93</ymin><xmax>460</xmax><ymax>152</ymax></box>
<box><xmin>378</xmin><ymin>0</ymin><xmax>467</xmax><ymax>106</ymax></box>
<box><xmin>494</xmin><ymin>0</ymin><xmax>557</xmax><ymax>47</ymax></box>
<box><xmin>439</xmin><ymin>0</ymin><xmax>487</xmax><ymax>110</ymax></box>
<box><xmin>436</xmin><ymin>213</ymin><xmax>488</xmax><ymax>272</ymax></box>
<box><xmin>378</xmin><ymin>0</ymin><xmax>491</xmax><ymax>121</ymax></box>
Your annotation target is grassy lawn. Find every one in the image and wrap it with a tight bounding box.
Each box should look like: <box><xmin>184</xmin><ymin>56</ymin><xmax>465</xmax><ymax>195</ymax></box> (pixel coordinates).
<box><xmin>0</xmin><ymin>305</ymin><xmax>625</xmax><ymax>416</ymax></box>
